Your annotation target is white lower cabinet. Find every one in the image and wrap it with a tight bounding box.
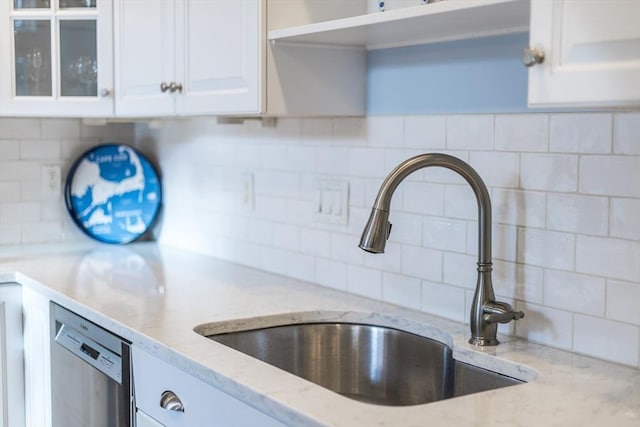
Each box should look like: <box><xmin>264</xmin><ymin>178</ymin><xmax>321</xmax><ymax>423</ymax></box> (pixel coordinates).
<box><xmin>22</xmin><ymin>286</ymin><xmax>51</xmax><ymax>427</ymax></box>
<box><xmin>0</xmin><ymin>283</ymin><xmax>25</xmax><ymax>427</ymax></box>
<box><xmin>132</xmin><ymin>347</ymin><xmax>286</xmax><ymax>427</ymax></box>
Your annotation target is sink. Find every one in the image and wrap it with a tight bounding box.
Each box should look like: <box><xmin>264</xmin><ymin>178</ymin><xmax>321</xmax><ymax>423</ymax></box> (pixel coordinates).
<box><xmin>198</xmin><ymin>322</ymin><xmax>524</xmax><ymax>406</ymax></box>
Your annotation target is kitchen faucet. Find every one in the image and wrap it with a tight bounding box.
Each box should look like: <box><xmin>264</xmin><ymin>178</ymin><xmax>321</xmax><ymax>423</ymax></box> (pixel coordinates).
<box><xmin>359</xmin><ymin>153</ymin><xmax>524</xmax><ymax>346</ymax></box>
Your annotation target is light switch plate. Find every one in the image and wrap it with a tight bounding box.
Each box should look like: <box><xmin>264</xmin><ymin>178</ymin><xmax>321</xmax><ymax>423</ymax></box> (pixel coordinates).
<box><xmin>314</xmin><ymin>178</ymin><xmax>349</xmax><ymax>225</ymax></box>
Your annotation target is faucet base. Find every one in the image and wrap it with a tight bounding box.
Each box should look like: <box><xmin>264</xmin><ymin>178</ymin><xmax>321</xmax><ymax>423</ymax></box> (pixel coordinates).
<box><xmin>469</xmin><ymin>337</ymin><xmax>499</xmax><ymax>346</ymax></box>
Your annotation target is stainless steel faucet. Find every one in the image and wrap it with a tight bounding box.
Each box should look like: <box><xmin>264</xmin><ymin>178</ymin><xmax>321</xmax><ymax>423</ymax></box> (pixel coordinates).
<box><xmin>359</xmin><ymin>153</ymin><xmax>524</xmax><ymax>346</ymax></box>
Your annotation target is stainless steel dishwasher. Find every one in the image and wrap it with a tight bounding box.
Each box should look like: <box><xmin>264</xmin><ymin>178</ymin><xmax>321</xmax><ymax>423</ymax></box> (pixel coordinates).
<box><xmin>50</xmin><ymin>303</ymin><xmax>133</xmax><ymax>427</ymax></box>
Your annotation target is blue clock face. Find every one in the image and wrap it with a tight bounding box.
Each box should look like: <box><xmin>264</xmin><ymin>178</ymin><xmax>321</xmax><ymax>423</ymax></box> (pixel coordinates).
<box><xmin>65</xmin><ymin>144</ymin><xmax>161</xmax><ymax>244</ymax></box>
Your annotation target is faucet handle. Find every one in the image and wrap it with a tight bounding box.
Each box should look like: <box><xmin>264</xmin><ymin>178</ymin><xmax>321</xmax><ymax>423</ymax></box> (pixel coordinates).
<box><xmin>483</xmin><ymin>301</ymin><xmax>525</xmax><ymax>325</ymax></box>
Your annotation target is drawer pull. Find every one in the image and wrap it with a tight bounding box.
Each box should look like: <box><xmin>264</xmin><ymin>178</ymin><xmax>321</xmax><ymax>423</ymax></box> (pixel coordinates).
<box><xmin>160</xmin><ymin>390</ymin><xmax>184</xmax><ymax>412</ymax></box>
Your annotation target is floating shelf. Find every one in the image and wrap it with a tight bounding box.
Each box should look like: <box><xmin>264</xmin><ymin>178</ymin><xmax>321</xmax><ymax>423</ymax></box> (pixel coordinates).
<box><xmin>268</xmin><ymin>0</ymin><xmax>531</xmax><ymax>50</ymax></box>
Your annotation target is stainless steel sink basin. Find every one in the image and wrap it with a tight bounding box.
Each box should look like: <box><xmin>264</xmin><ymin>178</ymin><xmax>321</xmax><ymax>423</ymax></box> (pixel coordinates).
<box><xmin>202</xmin><ymin>322</ymin><xmax>524</xmax><ymax>406</ymax></box>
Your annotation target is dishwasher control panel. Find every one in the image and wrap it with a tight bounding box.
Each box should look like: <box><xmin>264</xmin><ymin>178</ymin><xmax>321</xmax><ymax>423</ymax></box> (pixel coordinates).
<box><xmin>55</xmin><ymin>323</ymin><xmax>122</xmax><ymax>383</ymax></box>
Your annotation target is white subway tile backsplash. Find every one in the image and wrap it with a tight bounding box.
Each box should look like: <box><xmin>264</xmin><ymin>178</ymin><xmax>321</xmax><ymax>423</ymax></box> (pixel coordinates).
<box><xmin>442</xmin><ymin>252</ymin><xmax>476</xmax><ymax>289</ymax></box>
<box><xmin>610</xmin><ymin>198</ymin><xmax>640</xmax><ymax>241</ymax></box>
<box><xmin>492</xmin><ymin>189</ymin><xmax>546</xmax><ymax>228</ymax></box>
<box><xmin>112</xmin><ymin>111</ymin><xmax>640</xmax><ymax>367</ymax></box>
<box><xmin>613</xmin><ymin>113</ymin><xmax>640</xmax><ymax>154</ymax></box>
<box><xmin>0</xmin><ymin>140</ymin><xmax>20</xmax><ymax>159</ymax></box>
<box><xmin>495</xmin><ymin>114</ymin><xmax>548</xmax><ymax>152</ymax></box>
<box><xmin>467</xmin><ymin>222</ymin><xmax>518</xmax><ymax>262</ymax></box>
<box><xmin>515</xmin><ymin>301</ymin><xmax>573</xmax><ymax>350</ymax></box>
<box><xmin>0</xmin><ymin>118</ymin><xmax>40</xmax><ymax>139</ymax></box>
<box><xmin>543</xmin><ymin>270</ymin><xmax>605</xmax><ymax>316</ymax></box>
<box><xmin>521</xmin><ymin>154</ymin><xmax>578</xmax><ymax>192</ymax></box>
<box><xmin>402</xmin><ymin>181</ymin><xmax>445</xmax><ymax>216</ymax></box>
<box><xmin>421</xmin><ymin>280</ymin><xmax>466</xmax><ymax>322</ymax></box>
<box><xmin>443</xmin><ymin>184</ymin><xmax>477</xmax><ymax>220</ymax></box>
<box><xmin>547</xmin><ymin>193</ymin><xmax>609</xmax><ymax>236</ymax></box>
<box><xmin>573</xmin><ymin>315</ymin><xmax>639</xmax><ymax>366</ymax></box>
<box><xmin>272</xmin><ymin>224</ymin><xmax>301</xmax><ymax>252</ymax></box>
<box><xmin>446</xmin><ymin>115</ymin><xmax>493</xmax><ymax>150</ymax></box>
<box><xmin>22</xmin><ymin>221</ymin><xmax>63</xmax><ymax>243</ymax></box>
<box><xmin>0</xmin><ymin>161</ymin><xmax>41</xmax><ymax>182</ymax></box>
<box><xmin>315</xmin><ymin>258</ymin><xmax>348</xmax><ymax>291</ymax></box>
<box><xmin>423</xmin><ymin>216</ymin><xmax>467</xmax><ymax>253</ymax></box>
<box><xmin>254</xmin><ymin>195</ymin><xmax>289</xmax><ymax>222</ymax></box>
<box><xmin>576</xmin><ymin>235</ymin><xmax>640</xmax><ymax>282</ymax></box>
<box><xmin>606</xmin><ymin>280</ymin><xmax>640</xmax><ymax>325</ymax></box>
<box><xmin>401</xmin><ymin>245</ymin><xmax>442</xmax><ymax>282</ymax></box>
<box><xmin>0</xmin><ymin>183</ymin><xmax>20</xmax><ymax>201</ymax></box>
<box><xmin>300</xmin><ymin>228</ymin><xmax>331</xmax><ymax>257</ymax></box>
<box><xmin>469</xmin><ymin>151</ymin><xmax>519</xmax><ymax>188</ymax></box>
<box><xmin>285</xmin><ymin>252</ymin><xmax>316</xmax><ymax>283</ymax></box>
<box><xmin>330</xmin><ymin>233</ymin><xmax>364</xmax><ymax>265</ymax></box>
<box><xmin>550</xmin><ymin>114</ymin><xmax>612</xmax><ymax>153</ymax></box>
<box><xmin>40</xmin><ymin>119</ymin><xmax>81</xmax><ymax>139</ymax></box>
<box><xmin>347</xmin><ymin>265</ymin><xmax>383</xmax><ymax>299</ymax></box>
<box><xmin>363</xmin><ymin>241</ymin><xmax>403</xmax><ymax>273</ymax></box>
<box><xmin>348</xmin><ymin>148</ymin><xmax>387</xmax><ymax>178</ymax></box>
<box><xmin>493</xmin><ymin>261</ymin><xmax>544</xmax><ymax>304</ymax></box>
<box><xmin>382</xmin><ymin>272</ymin><xmax>421</xmax><ymax>310</ymax></box>
<box><xmin>404</xmin><ymin>115</ymin><xmax>446</xmax><ymax>149</ymax></box>
<box><xmin>368</xmin><ymin>116</ymin><xmax>404</xmax><ymax>147</ymax></box>
<box><xmin>0</xmin><ymin>224</ymin><xmax>21</xmax><ymax>245</ymax></box>
<box><xmin>579</xmin><ymin>156</ymin><xmax>640</xmax><ymax>197</ymax></box>
<box><xmin>517</xmin><ymin>228</ymin><xmax>575</xmax><ymax>270</ymax></box>
<box><xmin>316</xmin><ymin>147</ymin><xmax>350</xmax><ymax>176</ymax></box>
<box><xmin>1</xmin><ymin>202</ymin><xmax>40</xmax><ymax>224</ymax></box>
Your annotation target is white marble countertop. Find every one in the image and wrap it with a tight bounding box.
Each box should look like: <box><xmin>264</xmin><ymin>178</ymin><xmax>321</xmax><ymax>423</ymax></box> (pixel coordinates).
<box><xmin>1</xmin><ymin>242</ymin><xmax>638</xmax><ymax>426</ymax></box>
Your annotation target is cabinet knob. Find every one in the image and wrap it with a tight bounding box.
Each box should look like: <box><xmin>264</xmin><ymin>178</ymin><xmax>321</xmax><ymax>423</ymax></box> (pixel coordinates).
<box><xmin>523</xmin><ymin>47</ymin><xmax>545</xmax><ymax>67</ymax></box>
<box><xmin>99</xmin><ymin>88</ymin><xmax>111</xmax><ymax>98</ymax></box>
<box><xmin>169</xmin><ymin>82</ymin><xmax>183</xmax><ymax>93</ymax></box>
<box><xmin>160</xmin><ymin>390</ymin><xmax>184</xmax><ymax>412</ymax></box>
<box><xmin>160</xmin><ymin>82</ymin><xmax>171</xmax><ymax>93</ymax></box>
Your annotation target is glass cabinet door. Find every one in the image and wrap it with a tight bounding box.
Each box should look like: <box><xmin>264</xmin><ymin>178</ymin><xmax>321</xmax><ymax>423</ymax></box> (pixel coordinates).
<box><xmin>14</xmin><ymin>20</ymin><xmax>52</xmax><ymax>96</ymax></box>
<box><xmin>1</xmin><ymin>0</ymin><xmax>113</xmax><ymax>115</ymax></box>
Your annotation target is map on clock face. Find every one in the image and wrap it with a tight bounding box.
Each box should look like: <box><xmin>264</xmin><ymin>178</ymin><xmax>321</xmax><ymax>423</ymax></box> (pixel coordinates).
<box><xmin>65</xmin><ymin>144</ymin><xmax>161</xmax><ymax>244</ymax></box>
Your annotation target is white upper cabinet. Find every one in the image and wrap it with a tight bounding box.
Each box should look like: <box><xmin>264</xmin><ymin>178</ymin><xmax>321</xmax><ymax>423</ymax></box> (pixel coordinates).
<box><xmin>527</xmin><ymin>0</ymin><xmax>640</xmax><ymax>107</ymax></box>
<box><xmin>114</xmin><ymin>0</ymin><xmax>261</xmax><ymax>117</ymax></box>
<box><xmin>0</xmin><ymin>0</ymin><xmax>113</xmax><ymax>117</ymax></box>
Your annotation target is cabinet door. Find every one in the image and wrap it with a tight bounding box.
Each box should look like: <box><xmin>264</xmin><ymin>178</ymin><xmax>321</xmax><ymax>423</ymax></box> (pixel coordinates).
<box><xmin>22</xmin><ymin>286</ymin><xmax>51</xmax><ymax>427</ymax></box>
<box><xmin>0</xmin><ymin>0</ymin><xmax>113</xmax><ymax>116</ymax></box>
<box><xmin>528</xmin><ymin>0</ymin><xmax>640</xmax><ymax>107</ymax></box>
<box><xmin>133</xmin><ymin>347</ymin><xmax>286</xmax><ymax>427</ymax></box>
<box><xmin>0</xmin><ymin>284</ymin><xmax>25</xmax><ymax>427</ymax></box>
<box><xmin>174</xmin><ymin>0</ymin><xmax>262</xmax><ymax>115</ymax></box>
<box><xmin>114</xmin><ymin>0</ymin><xmax>176</xmax><ymax>117</ymax></box>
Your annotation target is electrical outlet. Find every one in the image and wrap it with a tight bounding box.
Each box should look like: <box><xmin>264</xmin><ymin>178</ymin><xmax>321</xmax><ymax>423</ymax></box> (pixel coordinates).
<box><xmin>241</xmin><ymin>172</ymin><xmax>255</xmax><ymax>211</ymax></box>
<box><xmin>41</xmin><ymin>165</ymin><xmax>61</xmax><ymax>198</ymax></box>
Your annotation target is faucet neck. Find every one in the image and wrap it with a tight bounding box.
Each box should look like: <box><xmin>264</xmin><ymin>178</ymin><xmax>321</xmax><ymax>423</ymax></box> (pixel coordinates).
<box><xmin>372</xmin><ymin>153</ymin><xmax>492</xmax><ymax>266</ymax></box>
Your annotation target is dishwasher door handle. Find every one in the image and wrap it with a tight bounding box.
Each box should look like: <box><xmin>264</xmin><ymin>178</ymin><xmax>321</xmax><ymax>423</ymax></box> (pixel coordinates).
<box><xmin>160</xmin><ymin>390</ymin><xmax>184</xmax><ymax>412</ymax></box>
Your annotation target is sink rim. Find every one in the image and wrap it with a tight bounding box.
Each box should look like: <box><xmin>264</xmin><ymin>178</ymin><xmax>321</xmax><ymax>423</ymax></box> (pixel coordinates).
<box><xmin>193</xmin><ymin>310</ymin><xmax>540</xmax><ymax>384</ymax></box>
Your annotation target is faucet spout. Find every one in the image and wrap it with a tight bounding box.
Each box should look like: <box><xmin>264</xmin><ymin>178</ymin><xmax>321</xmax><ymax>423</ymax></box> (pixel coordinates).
<box><xmin>359</xmin><ymin>153</ymin><xmax>524</xmax><ymax>346</ymax></box>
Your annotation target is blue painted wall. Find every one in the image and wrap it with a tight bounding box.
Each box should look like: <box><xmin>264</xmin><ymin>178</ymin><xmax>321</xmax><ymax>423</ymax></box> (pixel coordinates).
<box><xmin>366</xmin><ymin>33</ymin><xmax>530</xmax><ymax>115</ymax></box>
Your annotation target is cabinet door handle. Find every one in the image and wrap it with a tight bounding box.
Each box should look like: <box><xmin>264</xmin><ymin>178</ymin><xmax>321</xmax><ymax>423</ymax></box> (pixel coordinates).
<box><xmin>160</xmin><ymin>390</ymin><xmax>184</xmax><ymax>412</ymax></box>
<box><xmin>160</xmin><ymin>82</ymin><xmax>171</xmax><ymax>93</ymax></box>
<box><xmin>99</xmin><ymin>88</ymin><xmax>111</xmax><ymax>98</ymax></box>
<box><xmin>169</xmin><ymin>82</ymin><xmax>183</xmax><ymax>93</ymax></box>
<box><xmin>523</xmin><ymin>47</ymin><xmax>545</xmax><ymax>67</ymax></box>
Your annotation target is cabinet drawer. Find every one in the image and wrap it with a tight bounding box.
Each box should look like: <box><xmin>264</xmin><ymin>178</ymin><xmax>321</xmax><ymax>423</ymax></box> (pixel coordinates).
<box><xmin>132</xmin><ymin>347</ymin><xmax>285</xmax><ymax>427</ymax></box>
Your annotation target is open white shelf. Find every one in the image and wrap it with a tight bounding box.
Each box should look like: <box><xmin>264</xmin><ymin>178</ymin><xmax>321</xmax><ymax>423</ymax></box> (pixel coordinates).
<box><xmin>269</xmin><ymin>0</ymin><xmax>530</xmax><ymax>50</ymax></box>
